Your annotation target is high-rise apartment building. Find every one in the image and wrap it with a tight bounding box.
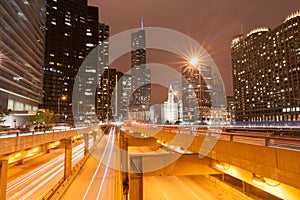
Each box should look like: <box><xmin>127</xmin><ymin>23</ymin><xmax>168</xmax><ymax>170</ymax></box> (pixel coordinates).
<box><xmin>232</xmin><ymin>10</ymin><xmax>300</xmax><ymax>123</ymax></box>
<box><xmin>0</xmin><ymin>0</ymin><xmax>46</xmax><ymax>127</ymax></box>
<box><xmin>129</xmin><ymin>25</ymin><xmax>151</xmax><ymax>117</ymax></box>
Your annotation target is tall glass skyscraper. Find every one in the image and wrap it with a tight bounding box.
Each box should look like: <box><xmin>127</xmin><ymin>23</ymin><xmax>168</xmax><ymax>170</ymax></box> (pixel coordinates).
<box><xmin>129</xmin><ymin>22</ymin><xmax>151</xmax><ymax>117</ymax></box>
<box><xmin>0</xmin><ymin>0</ymin><xmax>46</xmax><ymax>127</ymax></box>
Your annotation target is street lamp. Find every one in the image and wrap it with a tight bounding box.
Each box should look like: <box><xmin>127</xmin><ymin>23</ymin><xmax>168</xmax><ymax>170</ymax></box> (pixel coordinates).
<box><xmin>58</xmin><ymin>96</ymin><xmax>67</xmax><ymax>117</ymax></box>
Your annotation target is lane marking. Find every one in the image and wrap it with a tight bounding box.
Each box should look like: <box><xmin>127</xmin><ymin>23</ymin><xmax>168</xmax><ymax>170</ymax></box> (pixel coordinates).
<box><xmin>163</xmin><ymin>193</ymin><xmax>169</xmax><ymax>200</ymax></box>
<box><xmin>96</xmin><ymin>127</ymin><xmax>116</xmax><ymax>199</ymax></box>
<box><xmin>191</xmin><ymin>191</ymin><xmax>201</xmax><ymax>200</ymax></box>
<box><xmin>82</xmin><ymin>132</ymin><xmax>112</xmax><ymax>200</ymax></box>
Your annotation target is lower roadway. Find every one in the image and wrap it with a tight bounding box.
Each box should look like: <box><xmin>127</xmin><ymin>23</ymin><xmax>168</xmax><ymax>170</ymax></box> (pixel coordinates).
<box><xmin>62</xmin><ymin>128</ymin><xmax>118</xmax><ymax>200</ymax></box>
<box><xmin>144</xmin><ymin>175</ymin><xmax>252</xmax><ymax>200</ymax></box>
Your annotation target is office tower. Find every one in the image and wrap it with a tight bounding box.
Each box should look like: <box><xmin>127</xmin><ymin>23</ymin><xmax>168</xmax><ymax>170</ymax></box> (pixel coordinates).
<box><xmin>98</xmin><ymin>23</ymin><xmax>109</xmax><ymax>73</ymax></box>
<box><xmin>0</xmin><ymin>1</ymin><xmax>46</xmax><ymax>127</ymax></box>
<box><xmin>96</xmin><ymin>69</ymin><xmax>122</xmax><ymax>121</ymax></box>
<box><xmin>75</xmin><ymin>6</ymin><xmax>100</xmax><ymax>124</ymax></box>
<box><xmin>181</xmin><ymin>65</ymin><xmax>212</xmax><ymax>124</ymax></box>
<box><xmin>119</xmin><ymin>74</ymin><xmax>132</xmax><ymax>120</ymax></box>
<box><xmin>170</xmin><ymin>79</ymin><xmax>183</xmax><ymax>121</ymax></box>
<box><xmin>129</xmin><ymin>20</ymin><xmax>151</xmax><ymax>118</ymax></box>
<box><xmin>41</xmin><ymin>0</ymin><xmax>88</xmax><ymax>121</ymax></box>
<box><xmin>232</xmin><ymin>10</ymin><xmax>300</xmax><ymax>124</ymax></box>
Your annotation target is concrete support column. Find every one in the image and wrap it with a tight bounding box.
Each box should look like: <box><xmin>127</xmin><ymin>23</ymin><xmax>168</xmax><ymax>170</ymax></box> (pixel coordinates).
<box><xmin>93</xmin><ymin>131</ymin><xmax>97</xmax><ymax>143</ymax></box>
<box><xmin>84</xmin><ymin>133</ymin><xmax>89</xmax><ymax>155</ymax></box>
<box><xmin>17</xmin><ymin>159</ymin><xmax>23</xmax><ymax>165</ymax></box>
<box><xmin>121</xmin><ymin>134</ymin><xmax>129</xmax><ymax>199</ymax></box>
<box><xmin>0</xmin><ymin>160</ymin><xmax>8</xmax><ymax>200</ymax></box>
<box><xmin>129</xmin><ymin>156</ymin><xmax>143</xmax><ymax>200</ymax></box>
<box><xmin>64</xmin><ymin>139</ymin><xmax>72</xmax><ymax>179</ymax></box>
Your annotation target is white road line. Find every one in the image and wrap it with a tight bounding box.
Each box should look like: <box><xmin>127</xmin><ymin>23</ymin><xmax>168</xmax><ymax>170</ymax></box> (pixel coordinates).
<box><xmin>82</xmin><ymin>130</ymin><xmax>112</xmax><ymax>200</ymax></box>
<box><xmin>191</xmin><ymin>191</ymin><xmax>201</xmax><ymax>200</ymax></box>
<box><xmin>96</xmin><ymin>127</ymin><xmax>115</xmax><ymax>199</ymax></box>
<box><xmin>163</xmin><ymin>193</ymin><xmax>169</xmax><ymax>200</ymax></box>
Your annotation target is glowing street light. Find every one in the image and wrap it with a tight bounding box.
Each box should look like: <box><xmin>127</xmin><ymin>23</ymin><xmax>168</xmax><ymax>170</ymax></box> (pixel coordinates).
<box><xmin>58</xmin><ymin>96</ymin><xmax>67</xmax><ymax>116</ymax></box>
<box><xmin>189</xmin><ymin>57</ymin><xmax>200</xmax><ymax>67</ymax></box>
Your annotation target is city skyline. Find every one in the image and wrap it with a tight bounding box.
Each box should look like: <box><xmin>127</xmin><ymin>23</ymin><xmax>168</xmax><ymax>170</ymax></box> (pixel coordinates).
<box><xmin>88</xmin><ymin>0</ymin><xmax>300</xmax><ymax>96</ymax></box>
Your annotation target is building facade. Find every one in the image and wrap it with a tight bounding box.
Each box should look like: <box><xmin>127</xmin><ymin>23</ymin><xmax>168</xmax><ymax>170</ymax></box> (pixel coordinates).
<box><xmin>41</xmin><ymin>0</ymin><xmax>88</xmax><ymax>121</ymax></box>
<box><xmin>181</xmin><ymin>65</ymin><xmax>212</xmax><ymax>124</ymax></box>
<box><xmin>119</xmin><ymin>74</ymin><xmax>132</xmax><ymax>120</ymax></box>
<box><xmin>161</xmin><ymin>85</ymin><xmax>179</xmax><ymax>124</ymax></box>
<box><xmin>0</xmin><ymin>0</ymin><xmax>46</xmax><ymax>127</ymax></box>
<box><xmin>129</xmin><ymin>26</ymin><xmax>151</xmax><ymax>118</ymax></box>
<box><xmin>96</xmin><ymin>69</ymin><xmax>123</xmax><ymax>122</ymax></box>
<box><xmin>232</xmin><ymin>10</ymin><xmax>300</xmax><ymax>124</ymax></box>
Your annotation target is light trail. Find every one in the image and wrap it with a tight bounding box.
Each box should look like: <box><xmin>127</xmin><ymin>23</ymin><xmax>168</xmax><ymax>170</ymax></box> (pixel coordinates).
<box><xmin>6</xmin><ymin>139</ymin><xmax>96</xmax><ymax>200</ymax></box>
<box><xmin>8</xmin><ymin>148</ymin><xmax>83</xmax><ymax>199</ymax></box>
<box><xmin>82</xmin><ymin>129</ymin><xmax>114</xmax><ymax>200</ymax></box>
<box><xmin>6</xmin><ymin>144</ymin><xmax>83</xmax><ymax>193</ymax></box>
<box><xmin>96</xmin><ymin>127</ymin><xmax>115</xmax><ymax>199</ymax></box>
<box><xmin>7</xmin><ymin>144</ymin><xmax>83</xmax><ymax>193</ymax></box>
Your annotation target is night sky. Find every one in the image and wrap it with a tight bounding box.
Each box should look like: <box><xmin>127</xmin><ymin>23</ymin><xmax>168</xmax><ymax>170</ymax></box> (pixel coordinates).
<box><xmin>88</xmin><ymin>0</ymin><xmax>300</xmax><ymax>101</ymax></box>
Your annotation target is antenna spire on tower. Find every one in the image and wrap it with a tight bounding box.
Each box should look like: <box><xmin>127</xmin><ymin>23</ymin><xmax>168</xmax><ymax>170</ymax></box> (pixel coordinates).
<box><xmin>141</xmin><ymin>17</ymin><xmax>144</xmax><ymax>29</ymax></box>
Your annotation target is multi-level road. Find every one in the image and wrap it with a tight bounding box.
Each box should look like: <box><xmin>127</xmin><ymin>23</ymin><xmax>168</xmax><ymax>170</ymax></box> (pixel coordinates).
<box><xmin>6</xmin><ymin>141</ymin><xmax>85</xmax><ymax>200</ymax></box>
<box><xmin>144</xmin><ymin>176</ymin><xmax>251</xmax><ymax>200</ymax></box>
<box><xmin>62</xmin><ymin>127</ymin><xmax>118</xmax><ymax>200</ymax></box>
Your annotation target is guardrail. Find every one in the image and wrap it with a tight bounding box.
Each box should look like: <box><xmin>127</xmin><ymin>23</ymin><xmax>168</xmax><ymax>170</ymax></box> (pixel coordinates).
<box><xmin>39</xmin><ymin>131</ymin><xmax>105</xmax><ymax>200</ymax></box>
<box><xmin>124</xmin><ymin>125</ymin><xmax>300</xmax><ymax>151</ymax></box>
<box><xmin>159</xmin><ymin>126</ymin><xmax>300</xmax><ymax>150</ymax></box>
<box><xmin>0</xmin><ymin>127</ymin><xmax>89</xmax><ymax>139</ymax></box>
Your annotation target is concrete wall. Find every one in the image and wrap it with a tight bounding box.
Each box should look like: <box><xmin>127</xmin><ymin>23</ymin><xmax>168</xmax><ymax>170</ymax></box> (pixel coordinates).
<box><xmin>122</xmin><ymin>126</ymin><xmax>300</xmax><ymax>190</ymax></box>
<box><xmin>0</xmin><ymin>131</ymin><xmax>78</xmax><ymax>155</ymax></box>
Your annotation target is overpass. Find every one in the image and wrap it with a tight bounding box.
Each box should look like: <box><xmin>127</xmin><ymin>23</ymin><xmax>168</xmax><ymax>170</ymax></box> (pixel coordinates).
<box><xmin>0</xmin><ymin>126</ymin><xmax>101</xmax><ymax>200</ymax></box>
<box><xmin>1</xmin><ymin>125</ymin><xmax>300</xmax><ymax>200</ymax></box>
<box><xmin>120</xmin><ymin>125</ymin><xmax>300</xmax><ymax>200</ymax></box>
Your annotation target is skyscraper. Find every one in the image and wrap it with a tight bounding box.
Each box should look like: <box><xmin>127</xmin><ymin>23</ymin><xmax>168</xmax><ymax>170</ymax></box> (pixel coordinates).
<box><xmin>129</xmin><ymin>20</ymin><xmax>151</xmax><ymax>119</ymax></box>
<box><xmin>95</xmin><ymin>23</ymin><xmax>110</xmax><ymax>121</ymax></box>
<box><xmin>76</xmin><ymin>6</ymin><xmax>100</xmax><ymax>124</ymax></box>
<box><xmin>232</xmin><ymin>10</ymin><xmax>300</xmax><ymax>124</ymax></box>
<box><xmin>0</xmin><ymin>0</ymin><xmax>46</xmax><ymax>127</ymax></box>
<box><xmin>119</xmin><ymin>74</ymin><xmax>132</xmax><ymax>120</ymax></box>
<box><xmin>41</xmin><ymin>0</ymin><xmax>88</xmax><ymax>121</ymax></box>
<box><xmin>98</xmin><ymin>23</ymin><xmax>109</xmax><ymax>74</ymax></box>
<box><xmin>96</xmin><ymin>69</ymin><xmax>122</xmax><ymax>121</ymax></box>
<box><xmin>181</xmin><ymin>65</ymin><xmax>212</xmax><ymax>124</ymax></box>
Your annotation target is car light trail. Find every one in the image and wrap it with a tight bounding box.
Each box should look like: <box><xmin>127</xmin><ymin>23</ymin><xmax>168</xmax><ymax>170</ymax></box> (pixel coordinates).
<box><xmin>82</xmin><ymin>130</ymin><xmax>111</xmax><ymax>199</ymax></box>
<box><xmin>96</xmin><ymin>128</ymin><xmax>115</xmax><ymax>199</ymax></box>
<box><xmin>7</xmin><ymin>144</ymin><xmax>83</xmax><ymax>193</ymax></box>
<box><xmin>82</xmin><ymin>128</ymin><xmax>115</xmax><ymax>199</ymax></box>
<box><xmin>6</xmin><ymin>140</ymin><xmax>91</xmax><ymax>200</ymax></box>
